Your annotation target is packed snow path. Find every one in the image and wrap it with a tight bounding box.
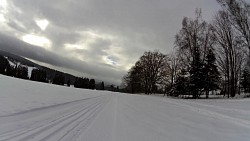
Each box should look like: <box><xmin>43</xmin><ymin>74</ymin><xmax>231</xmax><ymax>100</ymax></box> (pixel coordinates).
<box><xmin>0</xmin><ymin>75</ymin><xmax>250</xmax><ymax>141</ymax></box>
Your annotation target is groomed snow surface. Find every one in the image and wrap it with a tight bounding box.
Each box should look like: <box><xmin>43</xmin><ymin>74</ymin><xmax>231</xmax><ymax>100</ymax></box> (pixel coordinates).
<box><xmin>0</xmin><ymin>74</ymin><xmax>250</xmax><ymax>141</ymax></box>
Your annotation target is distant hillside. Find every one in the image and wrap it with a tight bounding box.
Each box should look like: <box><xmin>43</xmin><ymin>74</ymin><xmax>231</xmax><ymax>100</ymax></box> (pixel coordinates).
<box><xmin>0</xmin><ymin>50</ymin><xmax>40</xmax><ymax>67</ymax></box>
<box><xmin>0</xmin><ymin>50</ymin><xmax>77</xmax><ymax>84</ymax></box>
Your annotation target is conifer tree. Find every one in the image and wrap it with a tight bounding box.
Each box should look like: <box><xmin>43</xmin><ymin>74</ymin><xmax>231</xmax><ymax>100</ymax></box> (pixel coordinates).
<box><xmin>89</xmin><ymin>79</ymin><xmax>95</xmax><ymax>89</ymax></box>
<box><xmin>30</xmin><ymin>69</ymin><xmax>47</xmax><ymax>82</ymax></box>
<box><xmin>174</xmin><ymin>69</ymin><xmax>189</xmax><ymax>97</ymax></box>
<box><xmin>241</xmin><ymin>68</ymin><xmax>250</xmax><ymax>93</ymax></box>
<box><xmin>0</xmin><ymin>56</ymin><xmax>10</xmax><ymax>74</ymax></box>
<box><xmin>203</xmin><ymin>49</ymin><xmax>220</xmax><ymax>98</ymax></box>
<box><xmin>53</xmin><ymin>74</ymin><xmax>65</xmax><ymax>85</ymax></box>
<box><xmin>189</xmin><ymin>46</ymin><xmax>204</xmax><ymax>98</ymax></box>
<box><xmin>100</xmin><ymin>81</ymin><xmax>105</xmax><ymax>90</ymax></box>
<box><xmin>67</xmin><ymin>80</ymin><xmax>70</xmax><ymax>87</ymax></box>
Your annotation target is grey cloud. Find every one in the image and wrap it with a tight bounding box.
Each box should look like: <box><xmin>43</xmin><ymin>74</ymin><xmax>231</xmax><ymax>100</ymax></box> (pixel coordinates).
<box><xmin>45</xmin><ymin>25</ymin><xmax>82</xmax><ymax>50</ymax></box>
<box><xmin>10</xmin><ymin>0</ymin><xmax>219</xmax><ymax>35</ymax></box>
<box><xmin>0</xmin><ymin>33</ymin><xmax>124</xmax><ymax>84</ymax></box>
<box><xmin>0</xmin><ymin>0</ymin><xmax>220</xmax><ymax>85</ymax></box>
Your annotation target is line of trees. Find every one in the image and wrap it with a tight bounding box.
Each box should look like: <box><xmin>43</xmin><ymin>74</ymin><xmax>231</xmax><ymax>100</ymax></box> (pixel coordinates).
<box><xmin>0</xmin><ymin>55</ymin><xmax>29</xmax><ymax>79</ymax></box>
<box><xmin>74</xmin><ymin>77</ymin><xmax>96</xmax><ymax>90</ymax></box>
<box><xmin>123</xmin><ymin>0</ymin><xmax>250</xmax><ymax>98</ymax></box>
<box><xmin>30</xmin><ymin>69</ymin><xmax>47</xmax><ymax>82</ymax></box>
<box><xmin>0</xmin><ymin>55</ymin><xmax>109</xmax><ymax>91</ymax></box>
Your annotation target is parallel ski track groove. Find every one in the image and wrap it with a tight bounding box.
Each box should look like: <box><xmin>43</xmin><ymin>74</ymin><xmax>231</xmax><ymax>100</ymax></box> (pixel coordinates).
<box><xmin>57</xmin><ymin>96</ymin><xmax>110</xmax><ymax>141</ymax></box>
<box><xmin>0</xmin><ymin>95</ymin><xmax>109</xmax><ymax>141</ymax></box>
<box><xmin>0</xmin><ymin>96</ymin><xmax>100</xmax><ymax>140</ymax></box>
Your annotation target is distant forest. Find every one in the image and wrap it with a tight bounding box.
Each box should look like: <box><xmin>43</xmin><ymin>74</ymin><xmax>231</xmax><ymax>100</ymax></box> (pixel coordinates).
<box><xmin>122</xmin><ymin>0</ymin><xmax>250</xmax><ymax>98</ymax></box>
<box><xmin>0</xmin><ymin>54</ymin><xmax>119</xmax><ymax>92</ymax></box>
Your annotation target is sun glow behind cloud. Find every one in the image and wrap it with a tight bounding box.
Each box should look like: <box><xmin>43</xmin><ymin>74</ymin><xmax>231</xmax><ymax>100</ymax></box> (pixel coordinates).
<box><xmin>0</xmin><ymin>14</ymin><xmax>5</xmax><ymax>22</ymax></box>
<box><xmin>0</xmin><ymin>0</ymin><xmax>7</xmax><ymax>22</ymax></box>
<box><xmin>0</xmin><ymin>0</ymin><xmax>7</xmax><ymax>9</ymax></box>
<box><xmin>21</xmin><ymin>34</ymin><xmax>51</xmax><ymax>49</ymax></box>
<box><xmin>35</xmin><ymin>19</ymin><xmax>49</xmax><ymax>31</ymax></box>
<box><xmin>103</xmin><ymin>56</ymin><xmax>118</xmax><ymax>66</ymax></box>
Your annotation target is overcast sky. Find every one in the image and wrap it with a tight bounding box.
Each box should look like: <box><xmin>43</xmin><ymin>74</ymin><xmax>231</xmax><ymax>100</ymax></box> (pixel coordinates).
<box><xmin>0</xmin><ymin>0</ymin><xmax>220</xmax><ymax>85</ymax></box>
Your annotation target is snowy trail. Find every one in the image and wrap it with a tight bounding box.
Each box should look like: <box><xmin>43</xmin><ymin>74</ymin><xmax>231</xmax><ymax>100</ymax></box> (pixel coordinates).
<box><xmin>1</xmin><ymin>75</ymin><xmax>250</xmax><ymax>141</ymax></box>
<box><xmin>0</xmin><ymin>95</ymin><xmax>111</xmax><ymax>141</ymax></box>
<box><xmin>163</xmin><ymin>98</ymin><xmax>250</xmax><ymax>129</ymax></box>
<box><xmin>112</xmin><ymin>95</ymin><xmax>250</xmax><ymax>141</ymax></box>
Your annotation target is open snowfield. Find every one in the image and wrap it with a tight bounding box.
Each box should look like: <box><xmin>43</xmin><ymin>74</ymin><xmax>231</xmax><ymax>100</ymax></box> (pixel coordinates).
<box><xmin>0</xmin><ymin>74</ymin><xmax>250</xmax><ymax>141</ymax></box>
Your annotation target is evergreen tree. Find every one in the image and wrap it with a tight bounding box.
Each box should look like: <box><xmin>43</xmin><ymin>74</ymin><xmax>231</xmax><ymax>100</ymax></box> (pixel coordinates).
<box><xmin>67</xmin><ymin>80</ymin><xmax>70</xmax><ymax>87</ymax></box>
<box><xmin>0</xmin><ymin>56</ymin><xmax>10</xmax><ymax>74</ymax></box>
<box><xmin>100</xmin><ymin>81</ymin><xmax>105</xmax><ymax>90</ymax></box>
<box><xmin>30</xmin><ymin>69</ymin><xmax>47</xmax><ymax>82</ymax></box>
<box><xmin>189</xmin><ymin>46</ymin><xmax>204</xmax><ymax>98</ymax></box>
<box><xmin>15</xmin><ymin>65</ymin><xmax>28</xmax><ymax>79</ymax></box>
<box><xmin>116</xmin><ymin>86</ymin><xmax>120</xmax><ymax>92</ymax></box>
<box><xmin>174</xmin><ymin>69</ymin><xmax>189</xmax><ymax>97</ymax></box>
<box><xmin>203</xmin><ymin>49</ymin><xmax>220</xmax><ymax>98</ymax></box>
<box><xmin>6</xmin><ymin>65</ymin><xmax>15</xmax><ymax>76</ymax></box>
<box><xmin>74</xmin><ymin>77</ymin><xmax>83</xmax><ymax>88</ymax></box>
<box><xmin>83</xmin><ymin>78</ymin><xmax>89</xmax><ymax>89</ymax></box>
<box><xmin>74</xmin><ymin>77</ymin><xmax>79</xmax><ymax>88</ymax></box>
<box><xmin>40</xmin><ymin>70</ymin><xmax>47</xmax><ymax>82</ymax></box>
<box><xmin>53</xmin><ymin>74</ymin><xmax>65</xmax><ymax>85</ymax></box>
<box><xmin>110</xmin><ymin>84</ymin><xmax>115</xmax><ymax>91</ymax></box>
<box><xmin>241</xmin><ymin>68</ymin><xmax>250</xmax><ymax>93</ymax></box>
<box><xmin>89</xmin><ymin>79</ymin><xmax>95</xmax><ymax>89</ymax></box>
<box><xmin>74</xmin><ymin>77</ymin><xmax>95</xmax><ymax>89</ymax></box>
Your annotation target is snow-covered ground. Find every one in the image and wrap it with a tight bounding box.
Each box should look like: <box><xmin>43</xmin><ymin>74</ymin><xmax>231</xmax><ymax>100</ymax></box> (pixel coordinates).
<box><xmin>0</xmin><ymin>74</ymin><xmax>249</xmax><ymax>141</ymax></box>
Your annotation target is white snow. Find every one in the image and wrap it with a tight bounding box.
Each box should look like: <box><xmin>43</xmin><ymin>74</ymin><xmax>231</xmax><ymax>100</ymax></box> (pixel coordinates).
<box><xmin>27</xmin><ymin>66</ymin><xmax>36</xmax><ymax>78</ymax></box>
<box><xmin>0</xmin><ymin>74</ymin><xmax>249</xmax><ymax>141</ymax></box>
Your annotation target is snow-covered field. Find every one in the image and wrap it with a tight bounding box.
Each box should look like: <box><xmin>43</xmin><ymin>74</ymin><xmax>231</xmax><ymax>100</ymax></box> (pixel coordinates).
<box><xmin>0</xmin><ymin>74</ymin><xmax>250</xmax><ymax>141</ymax></box>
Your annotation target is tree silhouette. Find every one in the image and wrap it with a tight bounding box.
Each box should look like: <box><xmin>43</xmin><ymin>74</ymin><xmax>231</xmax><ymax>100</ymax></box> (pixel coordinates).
<box><xmin>89</xmin><ymin>79</ymin><xmax>95</xmax><ymax>89</ymax></box>
<box><xmin>100</xmin><ymin>81</ymin><xmax>105</xmax><ymax>90</ymax></box>
<box><xmin>30</xmin><ymin>69</ymin><xmax>47</xmax><ymax>82</ymax></box>
<box><xmin>124</xmin><ymin>51</ymin><xmax>170</xmax><ymax>94</ymax></box>
<box><xmin>0</xmin><ymin>56</ymin><xmax>10</xmax><ymax>74</ymax></box>
<box><xmin>203</xmin><ymin>49</ymin><xmax>220</xmax><ymax>98</ymax></box>
<box><xmin>53</xmin><ymin>74</ymin><xmax>65</xmax><ymax>85</ymax></box>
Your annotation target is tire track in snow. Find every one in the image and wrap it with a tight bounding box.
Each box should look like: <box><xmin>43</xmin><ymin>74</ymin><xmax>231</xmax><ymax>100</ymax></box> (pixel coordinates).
<box><xmin>0</xmin><ymin>95</ymin><xmax>111</xmax><ymax>141</ymax></box>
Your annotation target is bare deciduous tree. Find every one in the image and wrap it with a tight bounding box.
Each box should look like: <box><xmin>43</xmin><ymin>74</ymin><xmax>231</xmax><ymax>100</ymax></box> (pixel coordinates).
<box><xmin>212</xmin><ymin>10</ymin><xmax>245</xmax><ymax>97</ymax></box>
<box><xmin>217</xmin><ymin>0</ymin><xmax>250</xmax><ymax>51</ymax></box>
<box><xmin>175</xmin><ymin>9</ymin><xmax>215</xmax><ymax>98</ymax></box>
<box><xmin>123</xmin><ymin>51</ymin><xmax>170</xmax><ymax>94</ymax></box>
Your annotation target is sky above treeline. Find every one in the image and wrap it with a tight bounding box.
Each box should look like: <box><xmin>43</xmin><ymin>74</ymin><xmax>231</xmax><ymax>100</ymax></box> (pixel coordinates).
<box><xmin>0</xmin><ymin>0</ymin><xmax>220</xmax><ymax>85</ymax></box>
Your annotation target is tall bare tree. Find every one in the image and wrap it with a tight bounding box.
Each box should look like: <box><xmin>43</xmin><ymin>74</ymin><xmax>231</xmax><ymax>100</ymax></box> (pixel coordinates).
<box><xmin>212</xmin><ymin>10</ymin><xmax>245</xmax><ymax>97</ymax></box>
<box><xmin>123</xmin><ymin>51</ymin><xmax>170</xmax><ymax>94</ymax></box>
<box><xmin>168</xmin><ymin>52</ymin><xmax>180</xmax><ymax>92</ymax></box>
<box><xmin>140</xmin><ymin>51</ymin><xmax>170</xmax><ymax>94</ymax></box>
<box><xmin>175</xmin><ymin>9</ymin><xmax>215</xmax><ymax>64</ymax></box>
<box><xmin>217</xmin><ymin>0</ymin><xmax>250</xmax><ymax>51</ymax></box>
<box><xmin>122</xmin><ymin>63</ymin><xmax>144</xmax><ymax>93</ymax></box>
<box><xmin>175</xmin><ymin>9</ymin><xmax>215</xmax><ymax>98</ymax></box>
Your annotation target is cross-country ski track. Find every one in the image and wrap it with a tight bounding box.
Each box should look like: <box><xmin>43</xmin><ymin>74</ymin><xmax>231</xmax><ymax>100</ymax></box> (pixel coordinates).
<box><xmin>0</xmin><ymin>74</ymin><xmax>250</xmax><ymax>141</ymax></box>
